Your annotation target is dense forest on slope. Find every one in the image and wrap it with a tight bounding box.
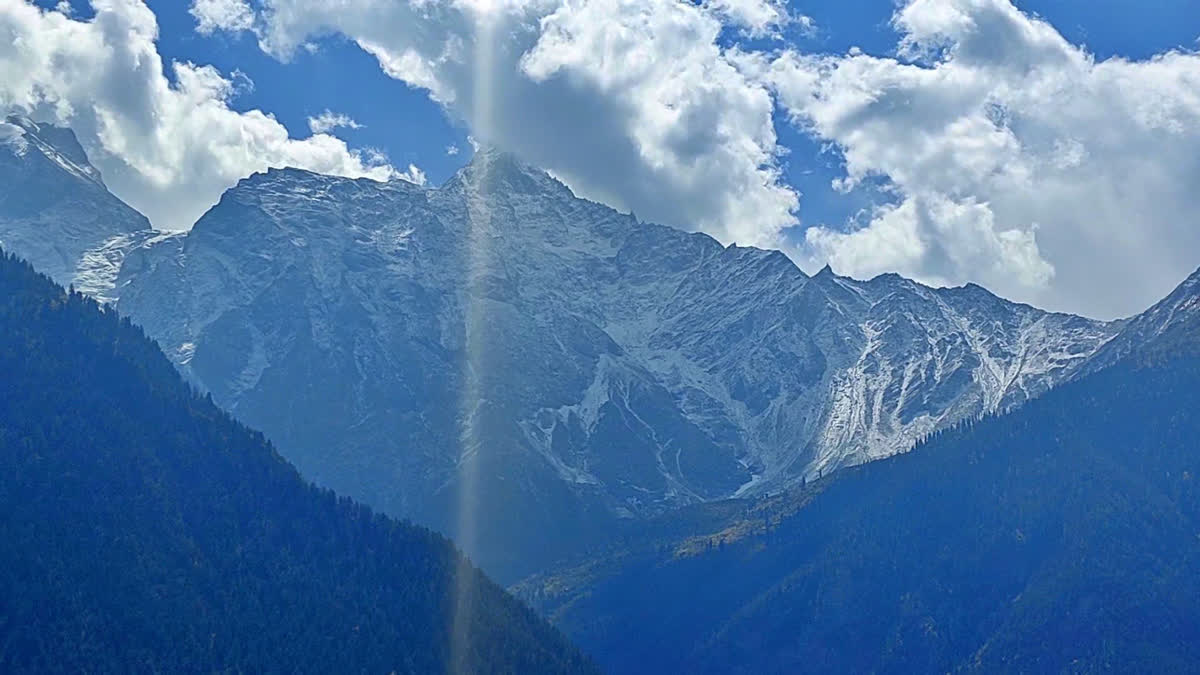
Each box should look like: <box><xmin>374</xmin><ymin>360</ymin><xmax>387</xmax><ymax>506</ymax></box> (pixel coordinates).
<box><xmin>522</xmin><ymin>339</ymin><xmax>1200</xmax><ymax>673</ymax></box>
<box><xmin>0</xmin><ymin>249</ymin><xmax>595</xmax><ymax>674</ymax></box>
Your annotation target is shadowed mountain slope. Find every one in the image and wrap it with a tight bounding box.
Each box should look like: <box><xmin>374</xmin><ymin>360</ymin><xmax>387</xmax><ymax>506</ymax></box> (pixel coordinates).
<box><xmin>0</xmin><ymin>249</ymin><xmax>595</xmax><ymax>674</ymax></box>
<box><xmin>519</xmin><ymin>268</ymin><xmax>1200</xmax><ymax>674</ymax></box>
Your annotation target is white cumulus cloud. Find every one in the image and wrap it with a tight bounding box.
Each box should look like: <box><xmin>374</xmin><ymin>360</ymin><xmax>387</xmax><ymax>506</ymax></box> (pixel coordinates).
<box><xmin>702</xmin><ymin>0</ymin><xmax>791</xmax><ymax>38</ymax></box>
<box><xmin>761</xmin><ymin>0</ymin><xmax>1200</xmax><ymax>319</ymax></box>
<box><xmin>7</xmin><ymin>0</ymin><xmax>1200</xmax><ymax>319</ymax></box>
<box><xmin>307</xmin><ymin>110</ymin><xmax>364</xmax><ymax>134</ymax></box>
<box><xmin>190</xmin><ymin>0</ymin><xmax>254</xmax><ymax>35</ymax></box>
<box><xmin>0</xmin><ymin>0</ymin><xmax>399</xmax><ymax>230</ymax></box>
<box><xmin>396</xmin><ymin>162</ymin><xmax>427</xmax><ymax>186</ymax></box>
<box><xmin>200</xmin><ymin>0</ymin><xmax>803</xmax><ymax>248</ymax></box>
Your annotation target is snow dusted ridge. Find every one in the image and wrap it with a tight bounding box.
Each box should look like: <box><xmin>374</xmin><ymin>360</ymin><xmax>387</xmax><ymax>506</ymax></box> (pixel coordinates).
<box><xmin>0</xmin><ymin>116</ymin><xmax>150</xmax><ymax>292</ymax></box>
<box><xmin>10</xmin><ymin>127</ymin><xmax>1169</xmax><ymax>577</ymax></box>
<box><xmin>103</xmin><ymin>150</ymin><xmax>1120</xmax><ymax>574</ymax></box>
<box><xmin>1084</xmin><ymin>266</ymin><xmax>1200</xmax><ymax>370</ymax></box>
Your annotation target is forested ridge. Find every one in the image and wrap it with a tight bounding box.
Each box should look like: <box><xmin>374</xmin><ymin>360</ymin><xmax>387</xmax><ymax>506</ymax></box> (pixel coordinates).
<box><xmin>0</xmin><ymin>249</ymin><xmax>596</xmax><ymax>674</ymax></box>
<box><xmin>525</xmin><ymin>321</ymin><xmax>1200</xmax><ymax>674</ymax></box>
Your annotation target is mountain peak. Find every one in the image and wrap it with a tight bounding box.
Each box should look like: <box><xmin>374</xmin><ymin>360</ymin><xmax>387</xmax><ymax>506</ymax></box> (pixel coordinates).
<box><xmin>0</xmin><ymin>115</ymin><xmax>150</xmax><ymax>294</ymax></box>
<box><xmin>1140</xmin><ymin>265</ymin><xmax>1200</xmax><ymax>332</ymax></box>
<box><xmin>3</xmin><ymin>115</ymin><xmax>104</xmax><ymax>187</ymax></box>
<box><xmin>237</xmin><ymin>165</ymin><xmax>347</xmax><ymax>189</ymax></box>
<box><xmin>1133</xmin><ymin>265</ymin><xmax>1200</xmax><ymax>325</ymax></box>
<box><xmin>447</xmin><ymin>146</ymin><xmax>572</xmax><ymax>197</ymax></box>
<box><xmin>465</xmin><ymin>144</ymin><xmax>533</xmax><ymax>169</ymax></box>
<box><xmin>0</xmin><ymin>118</ymin><xmax>26</xmax><ymax>148</ymax></box>
<box><xmin>1179</xmin><ymin>265</ymin><xmax>1200</xmax><ymax>292</ymax></box>
<box><xmin>1084</xmin><ymin>263</ymin><xmax>1200</xmax><ymax>369</ymax></box>
<box><xmin>221</xmin><ymin>165</ymin><xmax>420</xmax><ymax>207</ymax></box>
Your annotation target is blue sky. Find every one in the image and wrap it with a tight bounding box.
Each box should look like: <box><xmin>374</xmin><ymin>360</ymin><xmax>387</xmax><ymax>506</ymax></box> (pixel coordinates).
<box><xmin>12</xmin><ymin>0</ymin><xmax>1200</xmax><ymax>319</ymax></box>
<box><xmin>130</xmin><ymin>1</ymin><xmax>1195</xmax><ymax>197</ymax></box>
<box><xmin>152</xmin><ymin>0</ymin><xmax>1199</xmax><ymax>262</ymax></box>
<box><xmin>49</xmin><ymin>0</ymin><xmax>1200</xmax><ymax>212</ymax></box>
<box><xmin>778</xmin><ymin>0</ymin><xmax>1200</xmax><ymax>232</ymax></box>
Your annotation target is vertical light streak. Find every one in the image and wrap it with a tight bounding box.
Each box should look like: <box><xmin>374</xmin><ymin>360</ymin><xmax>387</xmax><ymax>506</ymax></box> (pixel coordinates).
<box><xmin>450</xmin><ymin>7</ymin><xmax>497</xmax><ymax>673</ymax></box>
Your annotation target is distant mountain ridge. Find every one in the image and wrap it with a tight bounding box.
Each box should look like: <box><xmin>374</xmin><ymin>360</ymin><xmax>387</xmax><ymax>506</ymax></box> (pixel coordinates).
<box><xmin>0</xmin><ymin>121</ymin><xmax>1143</xmax><ymax>579</ymax></box>
<box><xmin>516</xmin><ymin>263</ymin><xmax>1200</xmax><ymax>673</ymax></box>
<box><xmin>114</xmin><ymin>154</ymin><xmax>1121</xmax><ymax>577</ymax></box>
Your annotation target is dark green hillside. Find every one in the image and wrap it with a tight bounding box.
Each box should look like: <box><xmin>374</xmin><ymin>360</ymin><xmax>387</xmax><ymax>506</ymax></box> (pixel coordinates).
<box><xmin>0</xmin><ymin>249</ymin><xmax>595</xmax><ymax>674</ymax></box>
<box><xmin>524</xmin><ymin>333</ymin><xmax>1200</xmax><ymax>674</ymax></box>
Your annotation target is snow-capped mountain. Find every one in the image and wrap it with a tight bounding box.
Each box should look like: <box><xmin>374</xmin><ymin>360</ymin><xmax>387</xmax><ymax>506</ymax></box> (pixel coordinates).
<box><xmin>108</xmin><ymin>149</ymin><xmax>1118</xmax><ymax>577</ymax></box>
<box><xmin>0</xmin><ymin>116</ymin><xmax>155</xmax><ymax>301</ymax></box>
<box><xmin>0</xmin><ymin>123</ymin><xmax>1130</xmax><ymax>578</ymax></box>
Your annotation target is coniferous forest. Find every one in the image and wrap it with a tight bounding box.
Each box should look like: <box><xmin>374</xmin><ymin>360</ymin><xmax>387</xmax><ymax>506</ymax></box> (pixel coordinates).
<box><xmin>0</xmin><ymin>249</ymin><xmax>596</xmax><ymax>674</ymax></box>
<box><xmin>522</xmin><ymin>326</ymin><xmax>1200</xmax><ymax>673</ymax></box>
<box><xmin>8</xmin><ymin>2</ymin><xmax>1200</xmax><ymax>671</ymax></box>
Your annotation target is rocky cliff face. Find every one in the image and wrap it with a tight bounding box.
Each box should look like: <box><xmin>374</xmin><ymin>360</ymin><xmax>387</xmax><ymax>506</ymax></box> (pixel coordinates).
<box><xmin>0</xmin><ymin>123</ymin><xmax>1122</xmax><ymax>578</ymax></box>
<box><xmin>109</xmin><ymin>150</ymin><xmax>1116</xmax><ymax>578</ymax></box>
<box><xmin>0</xmin><ymin>116</ymin><xmax>154</xmax><ymax>301</ymax></box>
